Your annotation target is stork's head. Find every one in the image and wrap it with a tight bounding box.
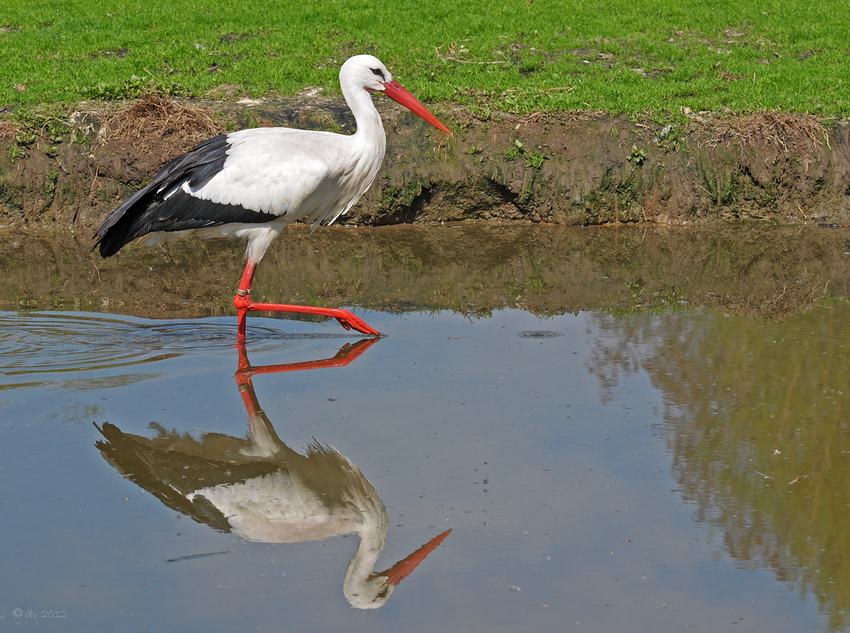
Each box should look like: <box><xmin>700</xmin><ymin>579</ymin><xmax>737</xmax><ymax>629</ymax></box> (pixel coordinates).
<box><xmin>341</xmin><ymin>54</ymin><xmax>394</xmax><ymax>92</ymax></box>
<box><xmin>340</xmin><ymin>55</ymin><xmax>451</xmax><ymax>134</ymax></box>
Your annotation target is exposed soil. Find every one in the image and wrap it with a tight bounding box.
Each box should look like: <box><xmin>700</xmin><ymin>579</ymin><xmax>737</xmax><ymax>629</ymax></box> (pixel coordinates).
<box><xmin>1</xmin><ymin>95</ymin><xmax>849</xmax><ymax>233</ymax></box>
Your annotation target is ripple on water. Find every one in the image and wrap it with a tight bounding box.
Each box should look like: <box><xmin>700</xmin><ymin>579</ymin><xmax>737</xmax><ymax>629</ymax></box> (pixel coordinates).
<box><xmin>0</xmin><ymin>312</ymin><xmax>344</xmax><ymax>389</ymax></box>
<box><xmin>0</xmin><ymin>313</ymin><xmax>230</xmax><ymax>376</ymax></box>
<box><xmin>517</xmin><ymin>330</ymin><xmax>563</xmax><ymax>338</ymax></box>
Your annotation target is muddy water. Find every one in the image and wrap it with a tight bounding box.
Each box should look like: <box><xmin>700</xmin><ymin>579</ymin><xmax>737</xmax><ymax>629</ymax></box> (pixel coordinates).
<box><xmin>2</xmin><ymin>225</ymin><xmax>850</xmax><ymax>632</ymax></box>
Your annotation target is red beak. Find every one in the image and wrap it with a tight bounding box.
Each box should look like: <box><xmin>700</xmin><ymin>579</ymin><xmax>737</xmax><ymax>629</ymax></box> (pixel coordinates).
<box><xmin>382</xmin><ymin>80</ymin><xmax>452</xmax><ymax>135</ymax></box>
<box><xmin>377</xmin><ymin>529</ymin><xmax>452</xmax><ymax>587</ymax></box>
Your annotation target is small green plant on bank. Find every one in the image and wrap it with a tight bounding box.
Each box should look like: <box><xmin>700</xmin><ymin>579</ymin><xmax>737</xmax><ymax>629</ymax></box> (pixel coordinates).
<box><xmin>655</xmin><ymin>124</ymin><xmax>681</xmax><ymax>153</ymax></box>
<box><xmin>504</xmin><ymin>139</ymin><xmax>546</xmax><ymax>170</ymax></box>
<box><xmin>69</xmin><ymin>129</ymin><xmax>90</xmax><ymax>146</ymax></box>
<box><xmin>504</xmin><ymin>139</ymin><xmax>524</xmax><ymax>161</ymax></box>
<box><xmin>47</xmin><ymin>123</ymin><xmax>68</xmax><ymax>143</ymax></box>
<box><xmin>627</xmin><ymin>145</ymin><xmax>647</xmax><ymax>166</ymax></box>
<box><xmin>7</xmin><ymin>144</ymin><xmax>27</xmax><ymax>162</ymax></box>
<box><xmin>14</xmin><ymin>131</ymin><xmax>36</xmax><ymax>146</ymax></box>
<box><xmin>524</xmin><ymin>150</ymin><xmax>545</xmax><ymax>170</ymax></box>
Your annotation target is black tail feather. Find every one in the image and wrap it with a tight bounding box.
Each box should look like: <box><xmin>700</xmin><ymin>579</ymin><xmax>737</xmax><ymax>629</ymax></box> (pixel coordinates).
<box><xmin>94</xmin><ymin>134</ymin><xmax>232</xmax><ymax>257</ymax></box>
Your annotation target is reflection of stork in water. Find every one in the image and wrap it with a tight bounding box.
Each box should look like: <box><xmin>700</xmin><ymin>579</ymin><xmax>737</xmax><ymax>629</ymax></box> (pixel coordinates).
<box><xmin>95</xmin><ymin>338</ymin><xmax>450</xmax><ymax>609</ymax></box>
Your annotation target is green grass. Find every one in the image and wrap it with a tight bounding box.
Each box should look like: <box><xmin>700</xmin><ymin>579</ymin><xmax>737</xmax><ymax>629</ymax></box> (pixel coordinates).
<box><xmin>1</xmin><ymin>0</ymin><xmax>847</xmax><ymax>116</ymax></box>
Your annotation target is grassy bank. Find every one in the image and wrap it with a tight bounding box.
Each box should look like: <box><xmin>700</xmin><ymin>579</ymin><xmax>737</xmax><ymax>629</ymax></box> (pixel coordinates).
<box><xmin>1</xmin><ymin>0</ymin><xmax>847</xmax><ymax>116</ymax></box>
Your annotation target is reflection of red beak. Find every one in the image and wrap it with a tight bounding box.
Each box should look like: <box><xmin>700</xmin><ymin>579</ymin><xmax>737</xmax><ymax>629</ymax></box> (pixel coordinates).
<box><xmin>376</xmin><ymin>529</ymin><xmax>452</xmax><ymax>587</ymax></box>
<box><xmin>381</xmin><ymin>80</ymin><xmax>452</xmax><ymax>135</ymax></box>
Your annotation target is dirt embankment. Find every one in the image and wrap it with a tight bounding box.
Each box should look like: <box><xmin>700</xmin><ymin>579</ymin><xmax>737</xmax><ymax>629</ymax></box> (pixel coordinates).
<box><xmin>0</xmin><ymin>95</ymin><xmax>848</xmax><ymax>232</ymax></box>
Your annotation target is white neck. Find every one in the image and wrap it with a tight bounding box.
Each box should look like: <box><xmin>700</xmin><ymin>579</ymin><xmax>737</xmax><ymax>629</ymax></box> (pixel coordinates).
<box><xmin>341</xmin><ymin>78</ymin><xmax>387</xmax><ymax>164</ymax></box>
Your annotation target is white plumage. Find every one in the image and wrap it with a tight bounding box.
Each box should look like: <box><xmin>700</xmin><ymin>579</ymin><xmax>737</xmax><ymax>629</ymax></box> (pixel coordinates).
<box><xmin>95</xmin><ymin>55</ymin><xmax>450</xmax><ymax>340</ymax></box>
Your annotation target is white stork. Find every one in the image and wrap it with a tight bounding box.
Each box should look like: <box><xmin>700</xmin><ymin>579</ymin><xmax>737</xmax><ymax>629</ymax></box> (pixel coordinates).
<box><xmin>94</xmin><ymin>55</ymin><xmax>451</xmax><ymax>341</ymax></box>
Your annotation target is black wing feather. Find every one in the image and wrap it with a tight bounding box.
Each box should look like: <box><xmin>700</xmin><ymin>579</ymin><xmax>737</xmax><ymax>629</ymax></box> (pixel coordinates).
<box><xmin>94</xmin><ymin>134</ymin><xmax>279</xmax><ymax>258</ymax></box>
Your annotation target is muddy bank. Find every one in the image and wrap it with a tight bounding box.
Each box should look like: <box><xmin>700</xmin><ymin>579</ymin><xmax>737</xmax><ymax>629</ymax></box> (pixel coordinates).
<box><xmin>2</xmin><ymin>224</ymin><xmax>849</xmax><ymax>321</ymax></box>
<box><xmin>0</xmin><ymin>96</ymin><xmax>848</xmax><ymax>232</ymax></box>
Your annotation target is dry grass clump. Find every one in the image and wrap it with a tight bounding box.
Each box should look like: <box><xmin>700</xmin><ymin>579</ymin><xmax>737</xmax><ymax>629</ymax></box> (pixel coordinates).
<box><xmin>0</xmin><ymin>118</ymin><xmax>20</xmax><ymax>140</ymax></box>
<box><xmin>708</xmin><ymin>112</ymin><xmax>827</xmax><ymax>163</ymax></box>
<box><xmin>96</xmin><ymin>95</ymin><xmax>225</xmax><ymax>154</ymax></box>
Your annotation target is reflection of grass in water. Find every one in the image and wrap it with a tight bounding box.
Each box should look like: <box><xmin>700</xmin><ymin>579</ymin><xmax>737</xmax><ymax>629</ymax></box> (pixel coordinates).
<box><xmin>604</xmin><ymin>279</ymin><xmax>689</xmax><ymax>317</ymax></box>
<box><xmin>587</xmin><ymin>306</ymin><xmax>850</xmax><ymax>630</ymax></box>
<box><xmin>0</xmin><ymin>224</ymin><xmax>848</xmax><ymax>321</ymax></box>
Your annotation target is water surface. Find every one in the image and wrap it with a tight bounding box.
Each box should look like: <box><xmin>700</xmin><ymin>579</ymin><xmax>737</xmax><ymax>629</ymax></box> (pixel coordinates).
<box><xmin>2</xmin><ymin>226</ymin><xmax>850</xmax><ymax>632</ymax></box>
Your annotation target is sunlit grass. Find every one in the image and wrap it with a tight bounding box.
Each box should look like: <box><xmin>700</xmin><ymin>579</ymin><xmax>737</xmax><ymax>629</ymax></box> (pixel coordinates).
<box><xmin>1</xmin><ymin>0</ymin><xmax>847</xmax><ymax>115</ymax></box>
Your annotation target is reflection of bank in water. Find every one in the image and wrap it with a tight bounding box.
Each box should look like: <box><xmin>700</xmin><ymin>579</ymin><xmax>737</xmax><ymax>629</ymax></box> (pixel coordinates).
<box><xmin>585</xmin><ymin>307</ymin><xmax>850</xmax><ymax>629</ymax></box>
<box><xmin>5</xmin><ymin>225</ymin><xmax>848</xmax><ymax>328</ymax></box>
<box><xmin>95</xmin><ymin>339</ymin><xmax>450</xmax><ymax>609</ymax></box>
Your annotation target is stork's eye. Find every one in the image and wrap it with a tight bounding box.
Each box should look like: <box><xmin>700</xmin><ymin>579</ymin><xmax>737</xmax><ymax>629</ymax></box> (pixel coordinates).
<box><xmin>370</xmin><ymin>68</ymin><xmax>386</xmax><ymax>81</ymax></box>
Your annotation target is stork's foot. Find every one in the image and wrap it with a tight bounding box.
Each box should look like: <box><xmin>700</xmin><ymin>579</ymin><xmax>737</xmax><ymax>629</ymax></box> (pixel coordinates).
<box><xmin>234</xmin><ymin>293</ymin><xmax>380</xmax><ymax>340</ymax></box>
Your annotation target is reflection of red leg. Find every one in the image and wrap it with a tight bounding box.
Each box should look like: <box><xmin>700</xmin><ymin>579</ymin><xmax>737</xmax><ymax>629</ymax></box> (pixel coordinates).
<box><xmin>235</xmin><ymin>337</ymin><xmax>381</xmax><ymax>382</ymax></box>
<box><xmin>232</xmin><ymin>261</ymin><xmax>380</xmax><ymax>342</ymax></box>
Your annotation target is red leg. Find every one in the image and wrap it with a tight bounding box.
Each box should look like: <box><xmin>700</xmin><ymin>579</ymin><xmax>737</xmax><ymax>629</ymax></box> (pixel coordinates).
<box><xmin>235</xmin><ymin>262</ymin><xmax>255</xmax><ymax>344</ymax></box>
<box><xmin>232</xmin><ymin>261</ymin><xmax>380</xmax><ymax>341</ymax></box>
